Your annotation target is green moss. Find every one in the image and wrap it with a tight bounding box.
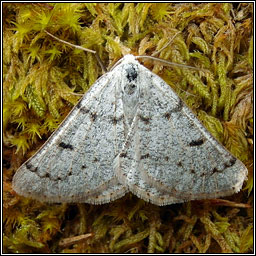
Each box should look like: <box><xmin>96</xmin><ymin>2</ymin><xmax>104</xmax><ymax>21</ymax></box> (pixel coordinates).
<box><xmin>3</xmin><ymin>3</ymin><xmax>253</xmax><ymax>253</ymax></box>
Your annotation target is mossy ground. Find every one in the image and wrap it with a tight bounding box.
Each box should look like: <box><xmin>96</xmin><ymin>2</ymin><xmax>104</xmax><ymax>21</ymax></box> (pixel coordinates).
<box><xmin>3</xmin><ymin>3</ymin><xmax>253</xmax><ymax>253</ymax></box>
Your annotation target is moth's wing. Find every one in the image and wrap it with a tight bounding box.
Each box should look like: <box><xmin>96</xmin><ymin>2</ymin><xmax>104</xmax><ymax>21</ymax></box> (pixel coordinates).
<box><xmin>13</xmin><ymin>71</ymin><xmax>127</xmax><ymax>204</ymax></box>
<box><xmin>84</xmin><ymin>182</ymin><xmax>128</xmax><ymax>204</ymax></box>
<box><xmin>114</xmin><ymin>153</ymin><xmax>185</xmax><ymax>205</ymax></box>
<box><xmin>116</xmin><ymin>63</ymin><xmax>248</xmax><ymax>204</ymax></box>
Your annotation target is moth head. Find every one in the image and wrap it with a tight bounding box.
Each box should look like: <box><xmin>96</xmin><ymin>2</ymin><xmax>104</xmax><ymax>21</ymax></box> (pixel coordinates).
<box><xmin>122</xmin><ymin>63</ymin><xmax>139</xmax><ymax>96</ymax></box>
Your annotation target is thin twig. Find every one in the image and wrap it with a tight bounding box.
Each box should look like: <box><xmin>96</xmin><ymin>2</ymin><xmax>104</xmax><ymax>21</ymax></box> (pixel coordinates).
<box><xmin>59</xmin><ymin>233</ymin><xmax>93</xmax><ymax>247</ymax></box>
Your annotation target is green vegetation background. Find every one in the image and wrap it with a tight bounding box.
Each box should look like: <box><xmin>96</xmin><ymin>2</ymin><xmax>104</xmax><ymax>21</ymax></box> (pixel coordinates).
<box><xmin>3</xmin><ymin>3</ymin><xmax>253</xmax><ymax>253</ymax></box>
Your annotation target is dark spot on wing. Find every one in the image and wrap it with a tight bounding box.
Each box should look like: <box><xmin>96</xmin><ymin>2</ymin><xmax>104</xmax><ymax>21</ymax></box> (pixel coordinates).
<box><xmin>26</xmin><ymin>163</ymin><xmax>32</xmax><ymax>169</ymax></box>
<box><xmin>25</xmin><ymin>163</ymin><xmax>37</xmax><ymax>172</ymax></box>
<box><xmin>120</xmin><ymin>152</ymin><xmax>127</xmax><ymax>158</ymax></box>
<box><xmin>112</xmin><ymin>115</ymin><xmax>123</xmax><ymax>124</ymax></box>
<box><xmin>190</xmin><ymin>169</ymin><xmax>195</xmax><ymax>174</ymax></box>
<box><xmin>139</xmin><ymin>115</ymin><xmax>151</xmax><ymax>124</ymax></box>
<box><xmin>90</xmin><ymin>112</ymin><xmax>97</xmax><ymax>121</ymax></box>
<box><xmin>68</xmin><ymin>171</ymin><xmax>72</xmax><ymax>176</ymax></box>
<box><xmin>141</xmin><ymin>153</ymin><xmax>149</xmax><ymax>159</ymax></box>
<box><xmin>79</xmin><ymin>106</ymin><xmax>90</xmax><ymax>114</ymax></box>
<box><xmin>230</xmin><ymin>157</ymin><xmax>236</xmax><ymax>166</ymax></box>
<box><xmin>177</xmin><ymin>161</ymin><xmax>182</xmax><ymax>167</ymax></box>
<box><xmin>93</xmin><ymin>157</ymin><xmax>98</xmax><ymax>162</ymax></box>
<box><xmin>189</xmin><ymin>139</ymin><xmax>204</xmax><ymax>147</ymax></box>
<box><xmin>165</xmin><ymin>156</ymin><xmax>169</xmax><ymax>161</ymax></box>
<box><xmin>81</xmin><ymin>164</ymin><xmax>87</xmax><ymax>169</ymax></box>
<box><xmin>211</xmin><ymin>167</ymin><xmax>221</xmax><ymax>175</ymax></box>
<box><xmin>164</xmin><ymin>112</ymin><xmax>171</xmax><ymax>120</ymax></box>
<box><xmin>59</xmin><ymin>142</ymin><xmax>74</xmax><ymax>150</ymax></box>
<box><xmin>76</xmin><ymin>100</ymin><xmax>83</xmax><ymax>109</ymax></box>
<box><xmin>112</xmin><ymin>117</ymin><xmax>118</xmax><ymax>125</ymax></box>
<box><xmin>45</xmin><ymin>173</ymin><xmax>50</xmax><ymax>178</ymax></box>
<box><xmin>224</xmin><ymin>157</ymin><xmax>236</xmax><ymax>168</ymax></box>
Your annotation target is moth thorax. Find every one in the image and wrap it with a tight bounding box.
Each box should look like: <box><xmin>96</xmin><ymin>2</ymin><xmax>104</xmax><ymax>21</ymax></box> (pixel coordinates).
<box><xmin>121</xmin><ymin>64</ymin><xmax>140</xmax><ymax>125</ymax></box>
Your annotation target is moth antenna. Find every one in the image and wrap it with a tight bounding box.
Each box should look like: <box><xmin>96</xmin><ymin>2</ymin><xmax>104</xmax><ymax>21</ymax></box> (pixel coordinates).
<box><xmin>44</xmin><ymin>30</ymin><xmax>107</xmax><ymax>73</ymax></box>
<box><xmin>136</xmin><ymin>55</ymin><xmax>210</xmax><ymax>73</ymax></box>
<box><xmin>151</xmin><ymin>31</ymin><xmax>181</xmax><ymax>57</ymax></box>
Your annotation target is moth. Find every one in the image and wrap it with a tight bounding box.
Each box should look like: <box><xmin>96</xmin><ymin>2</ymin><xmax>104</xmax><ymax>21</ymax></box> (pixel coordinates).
<box><xmin>12</xmin><ymin>53</ymin><xmax>248</xmax><ymax>206</ymax></box>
